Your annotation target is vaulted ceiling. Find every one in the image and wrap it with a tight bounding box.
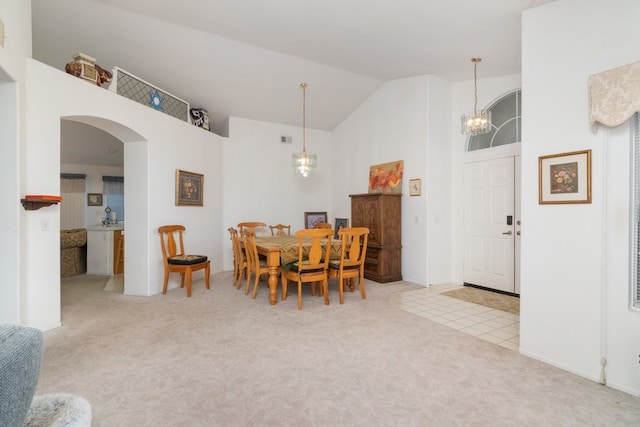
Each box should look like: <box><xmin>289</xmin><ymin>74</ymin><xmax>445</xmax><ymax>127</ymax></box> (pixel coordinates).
<box><xmin>31</xmin><ymin>0</ymin><xmax>554</xmax><ymax>166</ymax></box>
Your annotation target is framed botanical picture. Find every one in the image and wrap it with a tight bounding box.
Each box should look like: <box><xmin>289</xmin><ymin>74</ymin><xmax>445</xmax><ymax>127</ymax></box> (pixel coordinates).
<box><xmin>334</xmin><ymin>218</ymin><xmax>349</xmax><ymax>239</ymax></box>
<box><xmin>87</xmin><ymin>193</ymin><xmax>103</xmax><ymax>206</ymax></box>
<box><xmin>409</xmin><ymin>179</ymin><xmax>421</xmax><ymax>196</ymax></box>
<box><xmin>538</xmin><ymin>149</ymin><xmax>592</xmax><ymax>204</ymax></box>
<box><xmin>176</xmin><ymin>169</ymin><xmax>204</xmax><ymax>206</ymax></box>
<box><xmin>304</xmin><ymin>211</ymin><xmax>328</xmax><ymax>229</ymax></box>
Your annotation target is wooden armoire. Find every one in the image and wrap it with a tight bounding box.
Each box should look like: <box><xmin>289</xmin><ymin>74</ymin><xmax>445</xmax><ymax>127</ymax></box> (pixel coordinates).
<box><xmin>350</xmin><ymin>193</ymin><xmax>402</xmax><ymax>283</ymax></box>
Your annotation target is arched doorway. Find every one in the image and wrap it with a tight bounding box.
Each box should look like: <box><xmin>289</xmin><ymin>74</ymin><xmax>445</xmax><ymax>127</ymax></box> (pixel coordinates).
<box><xmin>61</xmin><ymin>115</ymin><xmax>148</xmax><ymax>296</ymax></box>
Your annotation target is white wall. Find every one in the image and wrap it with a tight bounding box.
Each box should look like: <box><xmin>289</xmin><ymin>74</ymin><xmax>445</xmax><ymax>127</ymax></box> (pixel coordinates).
<box><xmin>333</xmin><ymin>74</ymin><xmax>492</xmax><ymax>287</ymax></box>
<box><xmin>222</xmin><ymin>116</ymin><xmax>333</xmax><ymax>270</ymax></box>
<box><xmin>520</xmin><ymin>0</ymin><xmax>640</xmax><ymax>395</ymax></box>
<box><xmin>0</xmin><ymin>0</ymin><xmax>30</xmax><ymax>324</ymax></box>
<box><xmin>19</xmin><ymin>59</ymin><xmax>224</xmax><ymax>330</ymax></box>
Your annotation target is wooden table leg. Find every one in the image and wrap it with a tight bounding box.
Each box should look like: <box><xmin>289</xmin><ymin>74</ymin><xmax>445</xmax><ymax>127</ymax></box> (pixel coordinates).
<box><xmin>266</xmin><ymin>250</ymin><xmax>281</xmax><ymax>305</ymax></box>
<box><xmin>267</xmin><ymin>266</ymin><xmax>279</xmax><ymax>305</ymax></box>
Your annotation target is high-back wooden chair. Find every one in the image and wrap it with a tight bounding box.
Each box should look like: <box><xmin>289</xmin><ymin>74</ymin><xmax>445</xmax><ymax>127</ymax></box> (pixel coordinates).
<box><xmin>281</xmin><ymin>228</ymin><xmax>333</xmax><ymax>309</ymax></box>
<box><xmin>158</xmin><ymin>225</ymin><xmax>210</xmax><ymax>297</ymax></box>
<box><xmin>269</xmin><ymin>224</ymin><xmax>291</xmax><ymax>236</ymax></box>
<box><xmin>228</xmin><ymin>227</ymin><xmax>247</xmax><ymax>289</ymax></box>
<box><xmin>242</xmin><ymin>230</ymin><xmax>280</xmax><ymax>299</ymax></box>
<box><xmin>328</xmin><ymin>227</ymin><xmax>369</xmax><ymax>304</ymax></box>
<box><xmin>238</xmin><ymin>221</ymin><xmax>267</xmax><ymax>236</ymax></box>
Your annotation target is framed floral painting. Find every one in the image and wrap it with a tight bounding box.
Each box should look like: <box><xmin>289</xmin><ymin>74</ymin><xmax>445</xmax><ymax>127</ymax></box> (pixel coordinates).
<box><xmin>176</xmin><ymin>169</ymin><xmax>204</xmax><ymax>206</ymax></box>
<box><xmin>538</xmin><ymin>150</ymin><xmax>591</xmax><ymax>204</ymax></box>
<box><xmin>368</xmin><ymin>160</ymin><xmax>403</xmax><ymax>194</ymax></box>
<box><xmin>304</xmin><ymin>212</ymin><xmax>327</xmax><ymax>229</ymax></box>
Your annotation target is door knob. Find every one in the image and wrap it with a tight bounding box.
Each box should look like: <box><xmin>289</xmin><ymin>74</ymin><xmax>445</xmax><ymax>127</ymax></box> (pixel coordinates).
<box><xmin>516</xmin><ymin>231</ymin><xmax>521</xmax><ymax>236</ymax></box>
<box><xmin>502</xmin><ymin>231</ymin><xmax>513</xmax><ymax>235</ymax></box>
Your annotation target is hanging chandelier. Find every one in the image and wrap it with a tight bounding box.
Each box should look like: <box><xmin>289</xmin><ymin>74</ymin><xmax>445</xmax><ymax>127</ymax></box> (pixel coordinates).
<box><xmin>292</xmin><ymin>82</ymin><xmax>317</xmax><ymax>177</ymax></box>
<box><xmin>461</xmin><ymin>57</ymin><xmax>492</xmax><ymax>135</ymax></box>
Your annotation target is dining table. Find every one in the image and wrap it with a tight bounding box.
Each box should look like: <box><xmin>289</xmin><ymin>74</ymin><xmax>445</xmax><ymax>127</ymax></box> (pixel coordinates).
<box><xmin>254</xmin><ymin>235</ymin><xmax>342</xmax><ymax>305</ymax></box>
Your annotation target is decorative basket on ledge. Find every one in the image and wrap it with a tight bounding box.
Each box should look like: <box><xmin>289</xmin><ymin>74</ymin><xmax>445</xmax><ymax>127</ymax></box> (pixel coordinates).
<box><xmin>109</xmin><ymin>67</ymin><xmax>190</xmax><ymax>123</ymax></box>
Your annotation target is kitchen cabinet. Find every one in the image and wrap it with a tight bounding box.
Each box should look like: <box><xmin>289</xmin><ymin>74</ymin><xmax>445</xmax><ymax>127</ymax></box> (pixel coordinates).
<box><xmin>87</xmin><ymin>225</ymin><xmax>124</xmax><ymax>275</ymax></box>
<box><xmin>350</xmin><ymin>193</ymin><xmax>402</xmax><ymax>283</ymax></box>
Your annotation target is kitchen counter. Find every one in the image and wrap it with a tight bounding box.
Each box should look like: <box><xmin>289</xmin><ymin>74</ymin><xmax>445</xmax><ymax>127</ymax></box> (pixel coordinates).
<box><xmin>87</xmin><ymin>224</ymin><xmax>125</xmax><ymax>276</ymax></box>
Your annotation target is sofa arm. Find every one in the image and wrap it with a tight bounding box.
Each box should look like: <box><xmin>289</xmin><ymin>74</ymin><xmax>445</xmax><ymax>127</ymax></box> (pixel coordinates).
<box><xmin>0</xmin><ymin>324</ymin><xmax>43</xmax><ymax>427</ymax></box>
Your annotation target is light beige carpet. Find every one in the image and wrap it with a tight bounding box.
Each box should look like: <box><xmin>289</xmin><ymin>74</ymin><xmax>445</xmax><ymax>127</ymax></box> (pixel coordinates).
<box><xmin>39</xmin><ymin>273</ymin><xmax>639</xmax><ymax>426</ymax></box>
<box><xmin>441</xmin><ymin>286</ymin><xmax>520</xmax><ymax>315</ymax></box>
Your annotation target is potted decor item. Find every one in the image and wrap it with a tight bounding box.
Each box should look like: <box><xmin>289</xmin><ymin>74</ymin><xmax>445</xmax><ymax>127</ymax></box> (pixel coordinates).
<box><xmin>189</xmin><ymin>108</ymin><xmax>210</xmax><ymax>131</ymax></box>
<box><xmin>65</xmin><ymin>52</ymin><xmax>112</xmax><ymax>87</ymax></box>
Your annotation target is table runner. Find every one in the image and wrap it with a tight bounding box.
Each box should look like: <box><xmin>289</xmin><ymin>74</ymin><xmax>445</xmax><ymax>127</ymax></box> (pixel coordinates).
<box><xmin>254</xmin><ymin>235</ymin><xmax>341</xmax><ymax>266</ymax></box>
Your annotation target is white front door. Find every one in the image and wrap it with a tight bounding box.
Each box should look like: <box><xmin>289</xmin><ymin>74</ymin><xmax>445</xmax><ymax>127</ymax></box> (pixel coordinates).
<box><xmin>463</xmin><ymin>156</ymin><xmax>517</xmax><ymax>293</ymax></box>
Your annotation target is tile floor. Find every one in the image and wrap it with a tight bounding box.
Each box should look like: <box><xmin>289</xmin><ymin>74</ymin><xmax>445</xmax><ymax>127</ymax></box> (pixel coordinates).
<box><xmin>393</xmin><ymin>283</ymin><xmax>520</xmax><ymax>351</ymax></box>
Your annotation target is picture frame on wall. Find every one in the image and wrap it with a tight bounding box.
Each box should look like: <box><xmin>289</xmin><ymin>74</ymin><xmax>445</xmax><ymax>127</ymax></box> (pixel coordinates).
<box><xmin>334</xmin><ymin>218</ymin><xmax>349</xmax><ymax>239</ymax></box>
<box><xmin>409</xmin><ymin>179</ymin><xmax>421</xmax><ymax>196</ymax></box>
<box><xmin>176</xmin><ymin>169</ymin><xmax>204</xmax><ymax>206</ymax></box>
<box><xmin>304</xmin><ymin>211</ymin><xmax>328</xmax><ymax>229</ymax></box>
<box><xmin>87</xmin><ymin>193</ymin><xmax>103</xmax><ymax>206</ymax></box>
<box><xmin>538</xmin><ymin>149</ymin><xmax>592</xmax><ymax>204</ymax></box>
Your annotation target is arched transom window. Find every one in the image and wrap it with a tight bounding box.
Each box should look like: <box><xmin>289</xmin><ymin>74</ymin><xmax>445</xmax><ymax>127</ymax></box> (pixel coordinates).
<box><xmin>467</xmin><ymin>89</ymin><xmax>521</xmax><ymax>151</ymax></box>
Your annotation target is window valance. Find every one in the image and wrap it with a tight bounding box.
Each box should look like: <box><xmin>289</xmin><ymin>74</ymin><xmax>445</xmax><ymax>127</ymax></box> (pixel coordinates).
<box><xmin>102</xmin><ymin>176</ymin><xmax>124</xmax><ymax>183</ymax></box>
<box><xmin>60</xmin><ymin>173</ymin><xmax>87</xmax><ymax>180</ymax></box>
<box><xmin>589</xmin><ymin>60</ymin><xmax>640</xmax><ymax>129</ymax></box>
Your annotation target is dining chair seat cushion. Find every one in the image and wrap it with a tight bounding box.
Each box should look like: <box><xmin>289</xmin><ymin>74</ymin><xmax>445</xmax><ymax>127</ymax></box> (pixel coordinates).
<box><xmin>329</xmin><ymin>260</ymin><xmax>360</xmax><ymax>271</ymax></box>
<box><xmin>167</xmin><ymin>254</ymin><xmax>208</xmax><ymax>265</ymax></box>
<box><xmin>290</xmin><ymin>262</ymin><xmax>325</xmax><ymax>274</ymax></box>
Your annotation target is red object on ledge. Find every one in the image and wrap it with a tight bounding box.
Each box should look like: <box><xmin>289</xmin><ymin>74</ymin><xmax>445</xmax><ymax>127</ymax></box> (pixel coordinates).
<box><xmin>24</xmin><ymin>195</ymin><xmax>63</xmax><ymax>202</ymax></box>
<box><xmin>21</xmin><ymin>195</ymin><xmax>63</xmax><ymax>210</ymax></box>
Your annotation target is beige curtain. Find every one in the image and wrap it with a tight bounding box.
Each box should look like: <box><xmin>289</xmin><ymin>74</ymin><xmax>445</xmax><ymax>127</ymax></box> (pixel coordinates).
<box><xmin>60</xmin><ymin>174</ymin><xmax>86</xmax><ymax>230</ymax></box>
<box><xmin>589</xmin><ymin>60</ymin><xmax>640</xmax><ymax>129</ymax></box>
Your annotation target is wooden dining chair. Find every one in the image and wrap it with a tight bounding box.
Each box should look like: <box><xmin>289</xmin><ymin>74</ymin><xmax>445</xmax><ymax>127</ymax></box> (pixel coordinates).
<box><xmin>242</xmin><ymin>230</ymin><xmax>280</xmax><ymax>298</ymax></box>
<box><xmin>313</xmin><ymin>222</ymin><xmax>332</xmax><ymax>230</ymax></box>
<box><xmin>328</xmin><ymin>227</ymin><xmax>369</xmax><ymax>304</ymax></box>
<box><xmin>269</xmin><ymin>224</ymin><xmax>291</xmax><ymax>236</ymax></box>
<box><xmin>238</xmin><ymin>221</ymin><xmax>267</xmax><ymax>236</ymax></box>
<box><xmin>228</xmin><ymin>227</ymin><xmax>248</xmax><ymax>289</ymax></box>
<box><xmin>158</xmin><ymin>225</ymin><xmax>210</xmax><ymax>297</ymax></box>
<box><xmin>281</xmin><ymin>228</ymin><xmax>333</xmax><ymax>309</ymax></box>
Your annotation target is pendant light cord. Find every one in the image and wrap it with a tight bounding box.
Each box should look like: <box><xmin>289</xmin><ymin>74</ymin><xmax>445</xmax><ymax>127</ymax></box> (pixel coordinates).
<box><xmin>301</xmin><ymin>82</ymin><xmax>307</xmax><ymax>154</ymax></box>
<box><xmin>473</xmin><ymin>61</ymin><xmax>478</xmax><ymax>115</ymax></box>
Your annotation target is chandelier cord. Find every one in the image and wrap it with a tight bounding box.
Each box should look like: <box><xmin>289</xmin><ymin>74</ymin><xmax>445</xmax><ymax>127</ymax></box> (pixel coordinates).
<box><xmin>473</xmin><ymin>61</ymin><xmax>478</xmax><ymax>115</ymax></box>
<box><xmin>301</xmin><ymin>82</ymin><xmax>307</xmax><ymax>154</ymax></box>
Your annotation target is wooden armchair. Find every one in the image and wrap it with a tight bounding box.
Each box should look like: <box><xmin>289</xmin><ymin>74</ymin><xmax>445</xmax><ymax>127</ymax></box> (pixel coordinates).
<box><xmin>158</xmin><ymin>225</ymin><xmax>210</xmax><ymax>297</ymax></box>
<box><xmin>328</xmin><ymin>227</ymin><xmax>369</xmax><ymax>304</ymax></box>
<box><xmin>281</xmin><ymin>228</ymin><xmax>333</xmax><ymax>309</ymax></box>
<box><xmin>269</xmin><ymin>224</ymin><xmax>291</xmax><ymax>236</ymax></box>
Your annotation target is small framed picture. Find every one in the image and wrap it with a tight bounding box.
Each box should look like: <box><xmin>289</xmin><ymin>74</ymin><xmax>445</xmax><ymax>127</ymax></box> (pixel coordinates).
<box><xmin>304</xmin><ymin>212</ymin><xmax>328</xmax><ymax>229</ymax></box>
<box><xmin>176</xmin><ymin>169</ymin><xmax>204</xmax><ymax>206</ymax></box>
<box><xmin>538</xmin><ymin>150</ymin><xmax>592</xmax><ymax>204</ymax></box>
<box><xmin>409</xmin><ymin>179</ymin><xmax>421</xmax><ymax>196</ymax></box>
<box><xmin>87</xmin><ymin>193</ymin><xmax>103</xmax><ymax>206</ymax></box>
<box><xmin>334</xmin><ymin>218</ymin><xmax>349</xmax><ymax>239</ymax></box>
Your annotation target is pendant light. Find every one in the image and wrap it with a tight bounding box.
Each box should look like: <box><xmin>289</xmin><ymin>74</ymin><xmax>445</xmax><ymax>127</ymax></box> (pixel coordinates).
<box><xmin>292</xmin><ymin>82</ymin><xmax>317</xmax><ymax>177</ymax></box>
<box><xmin>461</xmin><ymin>57</ymin><xmax>492</xmax><ymax>135</ymax></box>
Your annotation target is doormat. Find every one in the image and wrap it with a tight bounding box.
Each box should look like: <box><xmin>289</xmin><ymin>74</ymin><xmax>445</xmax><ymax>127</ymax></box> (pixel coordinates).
<box><xmin>440</xmin><ymin>287</ymin><xmax>519</xmax><ymax>315</ymax></box>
